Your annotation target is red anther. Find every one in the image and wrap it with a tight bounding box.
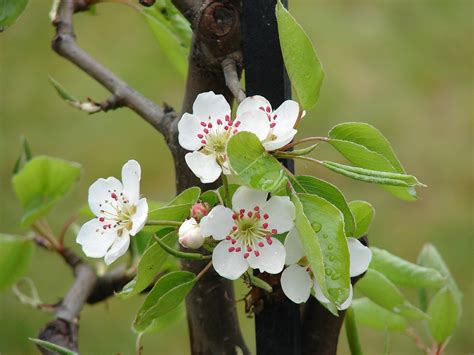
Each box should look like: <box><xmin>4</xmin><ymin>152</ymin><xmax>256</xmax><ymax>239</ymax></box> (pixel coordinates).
<box><xmin>258</xmin><ymin>242</ymin><xmax>264</xmax><ymax>247</ymax></box>
<box><xmin>200</xmin><ymin>121</ymin><xmax>207</xmax><ymax>127</ymax></box>
<box><xmin>232</xmin><ymin>226</ymin><xmax>238</xmax><ymax>231</ymax></box>
<box><xmin>201</xmin><ymin>140</ymin><xmax>207</xmax><ymax>144</ymax></box>
<box><xmin>247</xmin><ymin>211</ymin><xmax>253</xmax><ymax>217</ymax></box>
<box><xmin>99</xmin><ymin>217</ymin><xmax>105</xmax><ymax>222</ymax></box>
<box><xmin>103</xmin><ymin>225</ymin><xmax>107</xmax><ymax>229</ymax></box>
<box><xmin>244</xmin><ymin>253</ymin><xmax>250</xmax><ymax>259</ymax></box>
<box><xmin>226</xmin><ymin>236</ymin><xmax>231</xmax><ymax>240</ymax></box>
<box><xmin>207</xmin><ymin>122</ymin><xmax>213</xmax><ymax>128</ymax></box>
<box><xmin>111</xmin><ymin>192</ymin><xmax>118</xmax><ymax>199</ymax></box>
<box><xmin>228</xmin><ymin>247</ymin><xmax>235</xmax><ymax>252</ymax></box>
<box><xmin>264</xmin><ymin>214</ymin><xmax>269</xmax><ymax>219</ymax></box>
<box><xmin>197</xmin><ymin>133</ymin><xmax>204</xmax><ymax>138</ymax></box>
<box><xmin>235</xmin><ymin>247</ymin><xmax>242</xmax><ymax>252</ymax></box>
<box><xmin>225</xmin><ymin>114</ymin><xmax>230</xmax><ymax>121</ymax></box>
<box><xmin>235</xmin><ymin>121</ymin><xmax>241</xmax><ymax>127</ymax></box>
<box><xmin>232</xmin><ymin>239</ymin><xmax>237</xmax><ymax>245</ymax></box>
<box><xmin>266</xmin><ymin>106</ymin><xmax>271</xmax><ymax>113</ymax></box>
<box><xmin>255</xmin><ymin>213</ymin><xmax>261</xmax><ymax>219</ymax></box>
<box><xmin>203</xmin><ymin>128</ymin><xmax>209</xmax><ymax>134</ymax></box>
<box><xmin>228</xmin><ymin>120</ymin><xmax>233</xmax><ymax>126</ymax></box>
<box><xmin>267</xmin><ymin>238</ymin><xmax>273</xmax><ymax>245</ymax></box>
<box><xmin>254</xmin><ymin>250</ymin><xmax>260</xmax><ymax>257</ymax></box>
<box><xmin>270</xmin><ymin>122</ymin><xmax>276</xmax><ymax>128</ymax></box>
<box><xmin>247</xmin><ymin>246</ymin><xmax>252</xmax><ymax>252</ymax></box>
<box><xmin>266</xmin><ymin>234</ymin><xmax>272</xmax><ymax>240</ymax></box>
<box><xmin>259</xmin><ymin>106</ymin><xmax>265</xmax><ymax>111</ymax></box>
<box><xmin>254</xmin><ymin>206</ymin><xmax>260</xmax><ymax>211</ymax></box>
<box><xmin>240</xmin><ymin>209</ymin><xmax>245</xmax><ymax>214</ymax></box>
<box><xmin>217</xmin><ymin>119</ymin><xmax>222</xmax><ymax>125</ymax></box>
<box><xmin>273</xmin><ymin>114</ymin><xmax>278</xmax><ymax>119</ymax></box>
<box><xmin>224</xmin><ymin>126</ymin><xmax>229</xmax><ymax>131</ymax></box>
<box><xmin>262</xmin><ymin>223</ymin><xmax>268</xmax><ymax>229</ymax></box>
<box><xmin>233</xmin><ymin>129</ymin><xmax>238</xmax><ymax>134</ymax></box>
<box><xmin>232</xmin><ymin>214</ymin><xmax>238</xmax><ymax>220</ymax></box>
<box><xmin>271</xmin><ymin>229</ymin><xmax>278</xmax><ymax>234</ymax></box>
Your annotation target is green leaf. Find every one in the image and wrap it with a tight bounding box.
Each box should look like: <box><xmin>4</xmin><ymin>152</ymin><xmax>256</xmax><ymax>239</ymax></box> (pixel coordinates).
<box><xmin>351</xmin><ymin>298</ymin><xmax>408</xmax><ymax>332</ymax></box>
<box><xmin>370</xmin><ymin>247</ymin><xmax>445</xmax><ymax>288</ymax></box>
<box><xmin>138</xmin><ymin>302</ymin><xmax>186</xmax><ymax>334</ymax></box>
<box><xmin>298</xmin><ymin>193</ymin><xmax>351</xmax><ymax>305</ymax></box>
<box><xmin>0</xmin><ymin>0</ymin><xmax>28</xmax><ymax>31</ymax></box>
<box><xmin>12</xmin><ymin>135</ymin><xmax>33</xmax><ymax>175</ymax></box>
<box><xmin>142</xmin><ymin>1</ymin><xmax>190</xmax><ymax>78</ymax></box>
<box><xmin>227</xmin><ymin>132</ymin><xmax>287</xmax><ymax>192</ymax></box>
<box><xmin>200</xmin><ymin>184</ymin><xmax>239</xmax><ymax>207</ymax></box>
<box><xmin>0</xmin><ymin>235</ymin><xmax>34</xmax><ymax>290</ymax></box>
<box><xmin>276</xmin><ymin>0</ymin><xmax>323</xmax><ymax>109</ymax></box>
<box><xmin>49</xmin><ymin>76</ymin><xmax>78</xmax><ymax>103</ymax></box>
<box><xmin>29</xmin><ymin>338</ymin><xmax>77</xmax><ymax>355</ymax></box>
<box><xmin>427</xmin><ymin>287</ymin><xmax>460</xmax><ymax>344</ymax></box>
<box><xmin>118</xmin><ymin>229</ymin><xmax>176</xmax><ymax>298</ymax></box>
<box><xmin>322</xmin><ymin>161</ymin><xmax>422</xmax><ymax>187</ymax></box>
<box><xmin>348</xmin><ymin>201</ymin><xmax>374</xmax><ymax>237</ymax></box>
<box><xmin>134</xmin><ymin>271</ymin><xmax>196</xmax><ymax>332</ymax></box>
<box><xmin>356</xmin><ymin>269</ymin><xmax>428</xmax><ymax>320</ymax></box>
<box><xmin>328</xmin><ymin>122</ymin><xmax>419</xmax><ymax>201</ymax></box>
<box><xmin>291</xmin><ymin>175</ymin><xmax>355</xmax><ymax>237</ymax></box>
<box><xmin>12</xmin><ymin>156</ymin><xmax>81</xmax><ymax>227</ymax></box>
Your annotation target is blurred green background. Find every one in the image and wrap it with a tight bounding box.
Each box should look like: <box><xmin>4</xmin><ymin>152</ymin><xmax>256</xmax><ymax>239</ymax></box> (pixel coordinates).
<box><xmin>1</xmin><ymin>0</ymin><xmax>472</xmax><ymax>354</ymax></box>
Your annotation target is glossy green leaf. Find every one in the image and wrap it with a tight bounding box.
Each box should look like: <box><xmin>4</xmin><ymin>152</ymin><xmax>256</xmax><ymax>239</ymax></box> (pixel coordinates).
<box><xmin>328</xmin><ymin>122</ymin><xmax>419</xmax><ymax>201</ymax></box>
<box><xmin>142</xmin><ymin>0</ymin><xmax>190</xmax><ymax>78</ymax></box>
<box><xmin>370</xmin><ymin>247</ymin><xmax>445</xmax><ymax>288</ymax></box>
<box><xmin>29</xmin><ymin>338</ymin><xmax>77</xmax><ymax>355</ymax></box>
<box><xmin>291</xmin><ymin>193</ymin><xmax>328</xmax><ymax>300</ymax></box>
<box><xmin>227</xmin><ymin>132</ymin><xmax>287</xmax><ymax>192</ymax></box>
<box><xmin>427</xmin><ymin>287</ymin><xmax>460</xmax><ymax>343</ymax></box>
<box><xmin>276</xmin><ymin>0</ymin><xmax>323</xmax><ymax>109</ymax></box>
<box><xmin>12</xmin><ymin>156</ymin><xmax>81</xmax><ymax>227</ymax></box>
<box><xmin>351</xmin><ymin>298</ymin><xmax>408</xmax><ymax>332</ymax></box>
<box><xmin>292</xmin><ymin>175</ymin><xmax>355</xmax><ymax>236</ymax></box>
<box><xmin>0</xmin><ymin>0</ymin><xmax>28</xmax><ymax>31</ymax></box>
<box><xmin>356</xmin><ymin>269</ymin><xmax>428</xmax><ymax>320</ymax></box>
<box><xmin>139</xmin><ymin>303</ymin><xmax>186</xmax><ymax>334</ymax></box>
<box><xmin>0</xmin><ymin>235</ymin><xmax>34</xmax><ymax>290</ymax></box>
<box><xmin>298</xmin><ymin>193</ymin><xmax>351</xmax><ymax>305</ymax></box>
<box><xmin>134</xmin><ymin>271</ymin><xmax>196</xmax><ymax>332</ymax></box>
<box><xmin>118</xmin><ymin>229</ymin><xmax>176</xmax><ymax>298</ymax></box>
<box><xmin>348</xmin><ymin>201</ymin><xmax>374</xmax><ymax>237</ymax></box>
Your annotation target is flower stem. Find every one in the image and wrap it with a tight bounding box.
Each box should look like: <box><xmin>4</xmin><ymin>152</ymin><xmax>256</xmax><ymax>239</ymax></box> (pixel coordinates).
<box><xmin>146</xmin><ymin>220</ymin><xmax>182</xmax><ymax>227</ymax></box>
<box><xmin>345</xmin><ymin>307</ymin><xmax>364</xmax><ymax>355</ymax></box>
<box><xmin>221</xmin><ymin>174</ymin><xmax>232</xmax><ymax>207</ymax></box>
<box><xmin>154</xmin><ymin>235</ymin><xmax>211</xmax><ymax>261</ymax></box>
<box><xmin>278</xmin><ymin>136</ymin><xmax>329</xmax><ymax>151</ymax></box>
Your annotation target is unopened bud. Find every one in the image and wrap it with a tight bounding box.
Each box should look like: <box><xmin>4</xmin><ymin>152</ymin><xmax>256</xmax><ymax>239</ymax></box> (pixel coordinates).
<box><xmin>79</xmin><ymin>102</ymin><xmax>101</xmax><ymax>113</ymax></box>
<box><xmin>178</xmin><ymin>218</ymin><xmax>204</xmax><ymax>249</ymax></box>
<box><xmin>190</xmin><ymin>202</ymin><xmax>209</xmax><ymax>221</ymax></box>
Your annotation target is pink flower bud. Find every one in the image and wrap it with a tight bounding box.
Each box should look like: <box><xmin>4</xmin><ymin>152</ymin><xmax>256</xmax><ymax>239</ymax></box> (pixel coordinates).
<box><xmin>178</xmin><ymin>218</ymin><xmax>204</xmax><ymax>249</ymax></box>
<box><xmin>190</xmin><ymin>202</ymin><xmax>209</xmax><ymax>221</ymax></box>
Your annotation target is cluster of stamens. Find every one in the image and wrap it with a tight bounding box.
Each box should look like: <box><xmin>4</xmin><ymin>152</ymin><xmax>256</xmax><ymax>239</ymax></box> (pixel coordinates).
<box><xmin>225</xmin><ymin>205</ymin><xmax>278</xmax><ymax>259</ymax></box>
<box><xmin>95</xmin><ymin>189</ymin><xmax>134</xmax><ymax>237</ymax></box>
<box><xmin>259</xmin><ymin>105</ymin><xmax>278</xmax><ymax>127</ymax></box>
<box><xmin>196</xmin><ymin>115</ymin><xmax>242</xmax><ymax>151</ymax></box>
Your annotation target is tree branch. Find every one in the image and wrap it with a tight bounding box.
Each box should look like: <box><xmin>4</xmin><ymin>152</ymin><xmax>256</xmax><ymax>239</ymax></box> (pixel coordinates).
<box><xmin>52</xmin><ymin>0</ymin><xmax>176</xmax><ymax>138</ymax></box>
<box><xmin>222</xmin><ymin>55</ymin><xmax>246</xmax><ymax>103</ymax></box>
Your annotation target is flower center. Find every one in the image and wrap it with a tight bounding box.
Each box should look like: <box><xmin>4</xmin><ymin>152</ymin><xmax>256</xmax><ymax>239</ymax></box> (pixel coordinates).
<box><xmin>95</xmin><ymin>190</ymin><xmax>136</xmax><ymax>237</ymax></box>
<box><xmin>225</xmin><ymin>206</ymin><xmax>278</xmax><ymax>259</ymax></box>
<box><xmin>258</xmin><ymin>106</ymin><xmax>279</xmax><ymax>142</ymax></box>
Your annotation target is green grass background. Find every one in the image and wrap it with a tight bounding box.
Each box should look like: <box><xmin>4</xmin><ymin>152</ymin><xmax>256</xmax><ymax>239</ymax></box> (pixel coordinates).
<box><xmin>0</xmin><ymin>0</ymin><xmax>472</xmax><ymax>354</ymax></box>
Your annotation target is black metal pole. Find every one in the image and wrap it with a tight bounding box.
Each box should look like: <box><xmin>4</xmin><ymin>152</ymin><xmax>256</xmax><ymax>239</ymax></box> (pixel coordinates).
<box><xmin>242</xmin><ymin>1</ymin><xmax>300</xmax><ymax>354</ymax></box>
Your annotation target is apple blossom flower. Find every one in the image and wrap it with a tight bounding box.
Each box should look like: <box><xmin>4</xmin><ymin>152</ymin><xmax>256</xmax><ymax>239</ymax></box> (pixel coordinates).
<box><xmin>236</xmin><ymin>95</ymin><xmax>301</xmax><ymax>151</ymax></box>
<box><xmin>199</xmin><ymin>186</ymin><xmax>295</xmax><ymax>280</ymax></box>
<box><xmin>76</xmin><ymin>160</ymin><xmax>148</xmax><ymax>265</ymax></box>
<box><xmin>178</xmin><ymin>91</ymin><xmax>271</xmax><ymax>183</ymax></box>
<box><xmin>281</xmin><ymin>229</ymin><xmax>372</xmax><ymax>307</ymax></box>
<box><xmin>190</xmin><ymin>202</ymin><xmax>209</xmax><ymax>221</ymax></box>
<box><xmin>179</xmin><ymin>218</ymin><xmax>205</xmax><ymax>249</ymax></box>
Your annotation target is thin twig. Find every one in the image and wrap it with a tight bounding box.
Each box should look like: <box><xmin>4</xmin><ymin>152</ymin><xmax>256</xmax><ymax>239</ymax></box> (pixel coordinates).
<box><xmin>222</xmin><ymin>56</ymin><xmax>246</xmax><ymax>103</ymax></box>
<box><xmin>406</xmin><ymin>327</ymin><xmax>430</xmax><ymax>355</ymax></box>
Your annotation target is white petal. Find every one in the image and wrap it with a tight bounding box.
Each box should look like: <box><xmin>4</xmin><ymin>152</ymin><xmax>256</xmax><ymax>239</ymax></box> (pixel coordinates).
<box><xmin>185</xmin><ymin>151</ymin><xmax>222</xmax><ymax>184</ymax></box>
<box><xmin>262</xmin><ymin>196</ymin><xmax>295</xmax><ymax>234</ymax></box>
<box><xmin>88</xmin><ymin>177</ymin><xmax>123</xmax><ymax>216</ymax></box>
<box><xmin>236</xmin><ymin>95</ymin><xmax>271</xmax><ymax>116</ymax></box>
<box><xmin>104</xmin><ymin>233</ymin><xmax>130</xmax><ymax>265</ymax></box>
<box><xmin>76</xmin><ymin>219</ymin><xmax>116</xmax><ymax>258</ymax></box>
<box><xmin>263</xmin><ymin>128</ymin><xmax>298</xmax><ymax>151</ymax></box>
<box><xmin>247</xmin><ymin>237</ymin><xmax>285</xmax><ymax>274</ymax></box>
<box><xmin>272</xmin><ymin>100</ymin><xmax>300</xmax><ymax>136</ymax></box>
<box><xmin>130</xmin><ymin>198</ymin><xmax>148</xmax><ymax>236</ymax></box>
<box><xmin>121</xmin><ymin>160</ymin><xmax>141</xmax><ymax>205</ymax></box>
<box><xmin>178</xmin><ymin>113</ymin><xmax>205</xmax><ymax>151</ymax></box>
<box><xmin>231</xmin><ymin>186</ymin><xmax>268</xmax><ymax>212</ymax></box>
<box><xmin>235</xmin><ymin>110</ymin><xmax>270</xmax><ymax>141</ymax></box>
<box><xmin>338</xmin><ymin>284</ymin><xmax>354</xmax><ymax>310</ymax></box>
<box><xmin>212</xmin><ymin>240</ymin><xmax>248</xmax><ymax>280</ymax></box>
<box><xmin>313</xmin><ymin>277</ymin><xmax>330</xmax><ymax>304</ymax></box>
<box><xmin>281</xmin><ymin>264</ymin><xmax>312</xmax><ymax>303</ymax></box>
<box><xmin>192</xmin><ymin>91</ymin><xmax>231</xmax><ymax>122</ymax></box>
<box><xmin>284</xmin><ymin>228</ymin><xmax>305</xmax><ymax>265</ymax></box>
<box><xmin>348</xmin><ymin>238</ymin><xmax>372</xmax><ymax>277</ymax></box>
<box><xmin>200</xmin><ymin>205</ymin><xmax>234</xmax><ymax>240</ymax></box>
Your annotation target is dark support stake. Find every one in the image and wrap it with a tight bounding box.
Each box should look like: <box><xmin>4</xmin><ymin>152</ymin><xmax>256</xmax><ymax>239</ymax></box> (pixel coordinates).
<box><xmin>242</xmin><ymin>1</ymin><xmax>300</xmax><ymax>354</ymax></box>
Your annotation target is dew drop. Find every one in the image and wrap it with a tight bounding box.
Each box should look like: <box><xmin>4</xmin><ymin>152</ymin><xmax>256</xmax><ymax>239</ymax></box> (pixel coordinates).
<box><xmin>327</xmin><ymin>244</ymin><xmax>334</xmax><ymax>250</ymax></box>
<box><xmin>331</xmin><ymin>272</ymin><xmax>341</xmax><ymax>280</ymax></box>
<box><xmin>325</xmin><ymin>268</ymin><xmax>333</xmax><ymax>276</ymax></box>
<box><xmin>322</xmin><ymin>233</ymin><xmax>329</xmax><ymax>239</ymax></box>
<box><xmin>328</xmin><ymin>255</ymin><xmax>335</xmax><ymax>261</ymax></box>
<box><xmin>312</xmin><ymin>222</ymin><xmax>322</xmax><ymax>232</ymax></box>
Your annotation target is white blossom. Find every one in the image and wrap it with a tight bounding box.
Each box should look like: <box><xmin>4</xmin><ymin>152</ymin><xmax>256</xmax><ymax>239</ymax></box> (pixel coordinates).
<box><xmin>200</xmin><ymin>186</ymin><xmax>295</xmax><ymax>280</ymax></box>
<box><xmin>76</xmin><ymin>160</ymin><xmax>148</xmax><ymax>265</ymax></box>
<box><xmin>281</xmin><ymin>229</ymin><xmax>372</xmax><ymax>307</ymax></box>
<box><xmin>178</xmin><ymin>218</ymin><xmax>205</xmax><ymax>249</ymax></box>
